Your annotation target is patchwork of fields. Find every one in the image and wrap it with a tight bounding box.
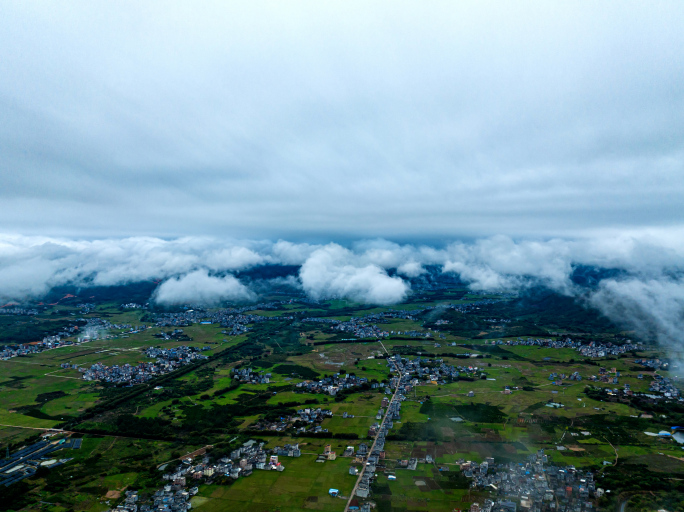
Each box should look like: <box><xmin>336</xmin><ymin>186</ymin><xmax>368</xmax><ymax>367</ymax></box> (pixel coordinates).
<box><xmin>1</xmin><ymin>294</ymin><xmax>684</xmax><ymax>512</ymax></box>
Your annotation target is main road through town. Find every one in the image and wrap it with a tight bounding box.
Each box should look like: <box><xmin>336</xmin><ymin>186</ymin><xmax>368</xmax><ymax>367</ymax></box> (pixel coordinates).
<box><xmin>344</xmin><ymin>377</ymin><xmax>401</xmax><ymax>512</ymax></box>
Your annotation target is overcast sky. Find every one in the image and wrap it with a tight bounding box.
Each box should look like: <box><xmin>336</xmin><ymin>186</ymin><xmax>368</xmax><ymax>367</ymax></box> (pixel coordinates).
<box><xmin>1</xmin><ymin>1</ymin><xmax>683</xmax><ymax>241</ymax></box>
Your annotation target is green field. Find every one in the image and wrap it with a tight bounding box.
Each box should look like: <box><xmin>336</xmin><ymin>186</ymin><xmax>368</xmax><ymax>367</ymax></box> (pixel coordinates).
<box><xmin>1</xmin><ymin>293</ymin><xmax>683</xmax><ymax>512</ymax></box>
<box><xmin>192</xmin><ymin>455</ymin><xmax>356</xmax><ymax>512</ymax></box>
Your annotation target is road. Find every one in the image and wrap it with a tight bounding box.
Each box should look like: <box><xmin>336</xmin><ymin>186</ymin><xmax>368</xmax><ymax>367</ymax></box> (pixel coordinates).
<box><xmin>343</xmin><ymin>379</ymin><xmax>400</xmax><ymax>511</ymax></box>
<box><xmin>377</xmin><ymin>339</ymin><xmax>390</xmax><ymax>355</ymax></box>
<box><xmin>0</xmin><ymin>424</ymin><xmax>65</xmax><ymax>431</ymax></box>
<box><xmin>156</xmin><ymin>445</ymin><xmax>214</xmax><ymax>468</ymax></box>
<box><xmin>0</xmin><ymin>423</ymin><xmax>177</xmax><ymax>443</ymax></box>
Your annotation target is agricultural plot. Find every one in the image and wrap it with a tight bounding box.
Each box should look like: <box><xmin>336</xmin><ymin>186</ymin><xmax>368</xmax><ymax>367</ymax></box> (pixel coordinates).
<box><xmin>191</xmin><ymin>455</ymin><xmax>356</xmax><ymax>512</ymax></box>
<box><xmin>2</xmin><ymin>293</ymin><xmax>684</xmax><ymax>512</ymax></box>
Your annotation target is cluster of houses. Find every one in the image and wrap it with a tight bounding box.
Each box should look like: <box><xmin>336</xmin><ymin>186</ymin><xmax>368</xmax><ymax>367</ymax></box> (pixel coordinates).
<box><xmin>107</xmin><ymin>324</ymin><xmax>148</xmax><ymax>334</ymax></box>
<box><xmin>303</xmin><ymin>317</ymin><xmax>390</xmax><ymax>339</ymax></box>
<box><xmin>576</xmin><ymin>340</ymin><xmax>640</xmax><ymax>358</ymax></box>
<box><xmin>468</xmin><ymin>452</ymin><xmax>599</xmax><ymax>512</ymax></box>
<box><xmin>392</xmin><ymin>329</ymin><xmax>434</xmax><ymax>338</ymax></box>
<box><xmin>192</xmin><ymin>440</ymin><xmax>292</xmax><ymax>480</ymax></box>
<box><xmin>0</xmin><ymin>342</ymin><xmax>44</xmax><ymax>360</ymax></box>
<box><xmin>0</xmin><ymin>307</ymin><xmax>38</xmax><ymax>315</ymax></box>
<box><xmin>315</xmin><ymin>444</ymin><xmax>341</xmax><ymax>462</ymax></box>
<box><xmin>548</xmin><ymin>372</ymin><xmax>583</xmax><ymax>384</ymax></box>
<box><xmin>155</xmin><ymin>309</ymin><xmax>278</xmax><ymax>336</ymax></box>
<box><xmin>249</xmin><ymin>417</ymin><xmax>290</xmax><ymax>433</ymax></box>
<box><xmin>302</xmin><ymin>300</ymin><xmax>499</xmax><ymax>341</ymax></box>
<box><xmin>74</xmin><ymin>317</ymin><xmax>149</xmax><ymax>343</ymax></box>
<box><xmin>583</xmin><ymin>367</ymin><xmax>621</xmax><ymax>385</ymax></box>
<box><xmin>114</xmin><ymin>436</ymin><xmax>391</xmax><ymax>512</ymax></box>
<box><xmin>111</xmin><ymin>487</ymin><xmax>195</xmax><ymax>512</ymax></box>
<box><xmin>294</xmin><ymin>408</ymin><xmax>334</xmax><ymax>433</ymax></box>
<box><xmin>354</xmin><ymin>424</ymin><xmax>389</xmax><ymax>498</ymax></box>
<box><xmin>387</xmin><ymin>354</ymin><xmax>485</xmax><ymax>386</ymax></box>
<box><xmin>484</xmin><ymin>318</ymin><xmax>512</xmax><ymax>324</ymax></box>
<box><xmin>0</xmin><ymin>320</ymin><xmax>84</xmax><ymax>360</ymax></box>
<box><xmin>120</xmin><ymin>303</ymin><xmax>148</xmax><ymax>309</ymax></box>
<box><xmin>488</xmin><ymin>337</ymin><xmax>641</xmax><ymax>359</ymax></box>
<box><xmin>42</xmin><ymin>325</ymin><xmax>82</xmax><ymax>343</ymax></box>
<box><xmin>147</xmin><ymin>441</ymin><xmax>297</xmax><ymax>499</ymax></box>
<box><xmin>649</xmin><ymin>374</ymin><xmax>680</xmax><ymax>398</ymax></box>
<box><xmin>153</xmin><ymin>329</ymin><xmax>192</xmax><ymax>342</ymax></box>
<box><xmin>248</xmin><ymin>407</ymin><xmax>334</xmax><ymax>434</ymax></box>
<box><xmin>236</xmin><ymin>358</ymin><xmax>455</xmax><ymax>400</ymax></box>
<box><xmin>635</xmin><ymin>358</ymin><xmax>669</xmax><ymax>371</ymax></box>
<box><xmin>153</xmin><ymin>301</ymin><xmax>297</xmax><ymax>331</ymax></box>
<box><xmin>144</xmin><ymin>346</ymin><xmax>209</xmax><ymax>365</ymax></box>
<box><xmin>293</xmin><ymin>373</ymin><xmax>371</xmax><ymax>395</ymax></box>
<box><xmin>76</xmin><ymin>303</ymin><xmax>96</xmax><ymax>313</ymax></box>
<box><xmin>79</xmin><ymin>346</ymin><xmax>208</xmax><ymax>384</ymax></box>
<box><xmin>231</xmin><ymin>367</ymin><xmax>272</xmax><ymax>385</ymax></box>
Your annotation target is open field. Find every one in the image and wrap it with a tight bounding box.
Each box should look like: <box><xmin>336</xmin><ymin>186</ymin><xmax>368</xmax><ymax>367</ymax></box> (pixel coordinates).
<box><xmin>2</xmin><ymin>293</ymin><xmax>684</xmax><ymax>511</ymax></box>
<box><xmin>192</xmin><ymin>455</ymin><xmax>356</xmax><ymax>512</ymax></box>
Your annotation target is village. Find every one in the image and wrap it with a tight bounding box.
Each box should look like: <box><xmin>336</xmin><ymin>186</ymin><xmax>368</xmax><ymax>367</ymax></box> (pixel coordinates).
<box><xmin>487</xmin><ymin>337</ymin><xmax>642</xmax><ymax>359</ymax></box>
<box><xmin>467</xmin><ymin>452</ymin><xmax>599</xmax><ymax>512</ymax></box>
<box><xmin>226</xmin><ymin>352</ymin><xmax>604</xmax><ymax>512</ymax></box>
<box><xmin>0</xmin><ymin>315</ymin><xmax>153</xmax><ymax>361</ymax></box>
<box><xmin>78</xmin><ymin>346</ymin><xmax>209</xmax><ymax>384</ymax></box>
<box><xmin>1</xmin><ymin>299</ymin><xmax>682</xmax><ymax>512</ymax></box>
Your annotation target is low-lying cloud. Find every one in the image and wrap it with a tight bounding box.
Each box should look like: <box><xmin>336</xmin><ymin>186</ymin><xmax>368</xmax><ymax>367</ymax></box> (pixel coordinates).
<box><xmin>0</xmin><ymin>233</ymin><xmax>683</xmax><ymax>353</ymax></box>
<box><xmin>153</xmin><ymin>270</ymin><xmax>256</xmax><ymax>306</ymax></box>
<box><xmin>299</xmin><ymin>244</ymin><xmax>409</xmax><ymax>305</ymax></box>
<box><xmin>589</xmin><ymin>277</ymin><xmax>684</xmax><ymax>347</ymax></box>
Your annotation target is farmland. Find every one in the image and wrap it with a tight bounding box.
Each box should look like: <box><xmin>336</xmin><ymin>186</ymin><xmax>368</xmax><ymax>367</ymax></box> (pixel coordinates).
<box><xmin>1</xmin><ymin>290</ymin><xmax>683</xmax><ymax>512</ymax></box>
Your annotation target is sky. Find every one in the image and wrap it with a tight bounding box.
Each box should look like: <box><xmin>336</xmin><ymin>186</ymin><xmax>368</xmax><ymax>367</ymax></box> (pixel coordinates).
<box><xmin>1</xmin><ymin>3</ymin><xmax>683</xmax><ymax>349</ymax></box>
<box><xmin>1</xmin><ymin>1</ymin><xmax>683</xmax><ymax>241</ymax></box>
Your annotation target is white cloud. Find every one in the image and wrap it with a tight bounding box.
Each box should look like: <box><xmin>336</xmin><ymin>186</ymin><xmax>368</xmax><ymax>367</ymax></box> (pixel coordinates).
<box><xmin>442</xmin><ymin>236</ymin><xmax>574</xmax><ymax>292</ymax></box>
<box><xmin>397</xmin><ymin>261</ymin><xmax>425</xmax><ymax>278</ymax></box>
<box><xmin>0</xmin><ymin>235</ymin><xmax>308</xmax><ymax>301</ymax></box>
<box><xmin>299</xmin><ymin>244</ymin><xmax>409</xmax><ymax>305</ymax></box>
<box><xmin>589</xmin><ymin>277</ymin><xmax>684</xmax><ymax>347</ymax></box>
<box><xmin>0</xmin><ymin>233</ymin><xmax>683</xmax><ymax>352</ymax></box>
<box><xmin>153</xmin><ymin>270</ymin><xmax>255</xmax><ymax>305</ymax></box>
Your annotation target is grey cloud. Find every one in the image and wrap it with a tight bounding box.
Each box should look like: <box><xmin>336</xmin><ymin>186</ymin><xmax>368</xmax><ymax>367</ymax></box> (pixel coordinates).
<box><xmin>0</xmin><ymin>3</ymin><xmax>682</xmax><ymax>239</ymax></box>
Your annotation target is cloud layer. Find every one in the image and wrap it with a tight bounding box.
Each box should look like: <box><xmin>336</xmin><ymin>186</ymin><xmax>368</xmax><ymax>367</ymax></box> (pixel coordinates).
<box><xmin>1</xmin><ymin>233</ymin><xmax>683</xmax><ymax>352</ymax></box>
<box><xmin>0</xmin><ymin>3</ymin><xmax>682</xmax><ymax>239</ymax></box>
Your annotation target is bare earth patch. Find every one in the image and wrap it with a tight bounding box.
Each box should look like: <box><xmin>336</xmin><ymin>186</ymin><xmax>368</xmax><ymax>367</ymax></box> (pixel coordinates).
<box><xmin>105</xmin><ymin>490</ymin><xmax>121</xmax><ymax>499</ymax></box>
